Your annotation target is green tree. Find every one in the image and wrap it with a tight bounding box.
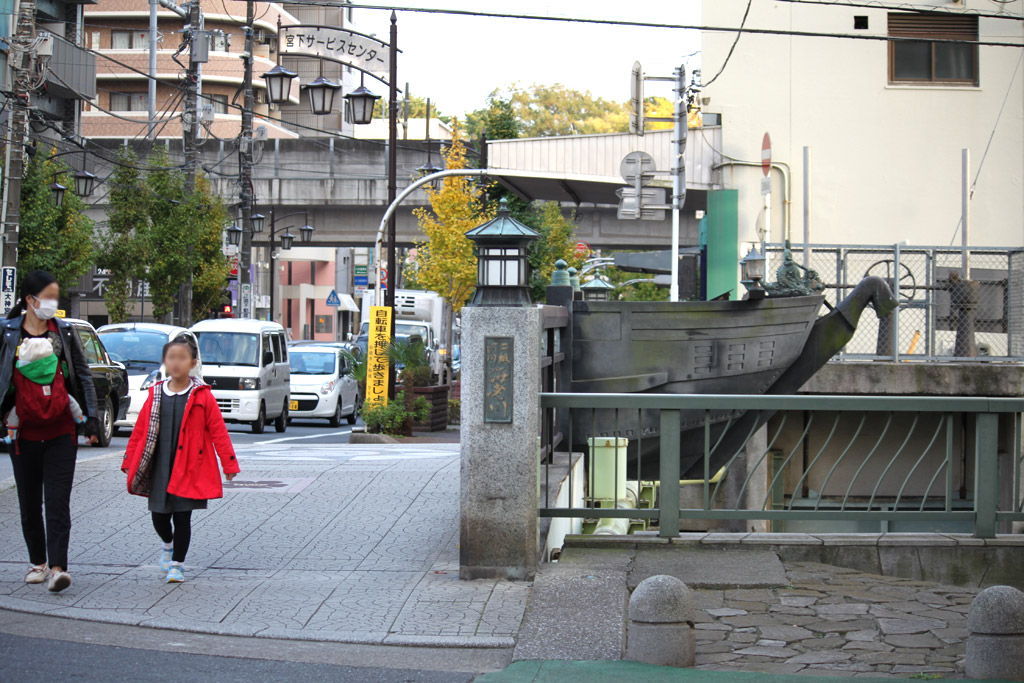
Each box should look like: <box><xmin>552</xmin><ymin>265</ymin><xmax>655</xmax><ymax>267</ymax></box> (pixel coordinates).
<box><xmin>185</xmin><ymin>175</ymin><xmax>230</xmax><ymax>322</ymax></box>
<box><xmin>410</xmin><ymin>119</ymin><xmax>495</xmax><ymax>381</ymax></box>
<box><xmin>465</xmin><ymin>95</ymin><xmax>519</xmax><ymax>140</ymax></box>
<box><xmin>528</xmin><ymin>202</ymin><xmax>585</xmax><ymax>301</ymax></box>
<box><xmin>374</xmin><ymin>93</ymin><xmax>450</xmax><ymax>124</ymax></box>
<box><xmin>18</xmin><ymin>148</ymin><xmax>94</xmax><ymax>309</ymax></box>
<box><xmin>142</xmin><ymin>148</ymin><xmax>229</xmax><ymax>323</ymax></box>
<box><xmin>97</xmin><ymin>147</ymin><xmax>150</xmax><ymax>323</ymax></box>
<box><xmin>485</xmin><ymin>83</ymin><xmax>630</xmax><ymax>137</ymax></box>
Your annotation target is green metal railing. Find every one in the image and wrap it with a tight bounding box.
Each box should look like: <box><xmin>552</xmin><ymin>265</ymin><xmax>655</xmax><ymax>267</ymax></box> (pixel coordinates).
<box><xmin>538</xmin><ymin>393</ymin><xmax>1024</xmax><ymax>538</ymax></box>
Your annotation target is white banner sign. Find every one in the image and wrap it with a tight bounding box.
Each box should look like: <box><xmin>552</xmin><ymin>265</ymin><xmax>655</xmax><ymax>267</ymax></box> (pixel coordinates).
<box><xmin>280</xmin><ymin>26</ymin><xmax>391</xmax><ymax>80</ymax></box>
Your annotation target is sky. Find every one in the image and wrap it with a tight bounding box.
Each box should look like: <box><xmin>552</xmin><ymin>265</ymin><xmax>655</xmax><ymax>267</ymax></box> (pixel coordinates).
<box><xmin>353</xmin><ymin>1</ymin><xmax>704</xmax><ymax>118</ymax></box>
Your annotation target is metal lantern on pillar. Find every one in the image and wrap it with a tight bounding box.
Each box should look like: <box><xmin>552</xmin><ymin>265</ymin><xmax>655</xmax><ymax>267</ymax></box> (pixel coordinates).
<box><xmin>740</xmin><ymin>246</ymin><xmax>767</xmax><ymax>300</ymax></box>
<box><xmin>465</xmin><ymin>197</ymin><xmax>540</xmax><ymax>307</ymax></box>
<box><xmin>280</xmin><ymin>231</ymin><xmax>295</xmax><ymax>250</ymax></box>
<box><xmin>306</xmin><ymin>75</ymin><xmax>341</xmax><ymax>115</ymax></box>
<box><xmin>581</xmin><ymin>276</ymin><xmax>615</xmax><ymax>301</ymax></box>
<box><xmin>299</xmin><ymin>223</ymin><xmax>314</xmax><ymax>244</ymax></box>
<box><xmin>344</xmin><ymin>77</ymin><xmax>381</xmax><ymax>125</ymax></box>
<box><xmin>225</xmin><ymin>223</ymin><xmax>243</xmax><ymax>246</ymax></box>
<box><xmin>261</xmin><ymin>64</ymin><xmax>297</xmax><ymax>104</ymax></box>
<box><xmin>73</xmin><ymin>170</ymin><xmax>97</xmax><ymax>198</ymax></box>
<box><xmin>250</xmin><ymin>212</ymin><xmax>266</xmax><ymax>233</ymax></box>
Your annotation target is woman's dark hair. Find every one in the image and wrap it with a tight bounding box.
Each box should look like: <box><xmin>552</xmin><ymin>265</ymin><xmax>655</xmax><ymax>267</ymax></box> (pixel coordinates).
<box><xmin>7</xmin><ymin>270</ymin><xmax>58</xmax><ymax>318</ymax></box>
<box><xmin>163</xmin><ymin>334</ymin><xmax>198</xmax><ymax>360</ymax></box>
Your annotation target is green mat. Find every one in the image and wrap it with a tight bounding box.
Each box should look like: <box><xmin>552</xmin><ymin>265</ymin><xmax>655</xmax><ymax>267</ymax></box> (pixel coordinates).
<box><xmin>475</xmin><ymin>660</ymin><xmax>1016</xmax><ymax>683</ymax></box>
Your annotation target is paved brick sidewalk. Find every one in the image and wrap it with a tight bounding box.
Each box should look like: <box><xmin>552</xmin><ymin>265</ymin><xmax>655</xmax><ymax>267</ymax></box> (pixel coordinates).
<box><xmin>0</xmin><ymin>444</ymin><xmax>527</xmax><ymax>647</ymax></box>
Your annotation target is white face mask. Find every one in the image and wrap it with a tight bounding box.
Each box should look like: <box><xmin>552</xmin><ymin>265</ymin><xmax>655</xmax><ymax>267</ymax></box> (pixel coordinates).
<box><xmin>30</xmin><ymin>297</ymin><xmax>59</xmax><ymax>320</ymax></box>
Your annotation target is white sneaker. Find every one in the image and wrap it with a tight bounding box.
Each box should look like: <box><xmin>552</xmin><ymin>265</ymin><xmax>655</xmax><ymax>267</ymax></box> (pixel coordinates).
<box><xmin>47</xmin><ymin>570</ymin><xmax>71</xmax><ymax>593</ymax></box>
<box><xmin>25</xmin><ymin>564</ymin><xmax>48</xmax><ymax>584</ymax></box>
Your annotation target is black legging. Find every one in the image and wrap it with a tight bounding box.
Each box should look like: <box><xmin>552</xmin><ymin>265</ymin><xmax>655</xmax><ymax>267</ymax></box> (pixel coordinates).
<box><xmin>151</xmin><ymin>511</ymin><xmax>192</xmax><ymax>563</ymax></box>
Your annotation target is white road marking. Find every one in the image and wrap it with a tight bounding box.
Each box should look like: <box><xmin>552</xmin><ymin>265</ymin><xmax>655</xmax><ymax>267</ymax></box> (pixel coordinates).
<box><xmin>252</xmin><ymin>429</ymin><xmax>352</xmax><ymax>445</ymax></box>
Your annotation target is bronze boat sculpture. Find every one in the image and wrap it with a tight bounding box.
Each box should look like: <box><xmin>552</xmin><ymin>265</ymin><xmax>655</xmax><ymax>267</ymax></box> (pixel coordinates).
<box><xmin>564</xmin><ymin>247</ymin><xmax>899</xmax><ymax>479</ymax></box>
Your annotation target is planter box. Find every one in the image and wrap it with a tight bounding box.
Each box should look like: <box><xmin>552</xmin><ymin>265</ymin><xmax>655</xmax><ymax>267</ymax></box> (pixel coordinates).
<box><xmin>412</xmin><ymin>384</ymin><xmax>449</xmax><ymax>432</ymax></box>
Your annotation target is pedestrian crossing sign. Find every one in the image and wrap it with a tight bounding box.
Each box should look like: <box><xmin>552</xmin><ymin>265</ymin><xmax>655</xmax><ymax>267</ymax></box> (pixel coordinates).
<box><xmin>326</xmin><ymin>290</ymin><xmax>341</xmax><ymax>307</ymax></box>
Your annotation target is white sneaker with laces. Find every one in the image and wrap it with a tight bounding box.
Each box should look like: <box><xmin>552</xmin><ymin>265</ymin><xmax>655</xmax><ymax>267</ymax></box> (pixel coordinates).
<box><xmin>47</xmin><ymin>569</ymin><xmax>71</xmax><ymax>593</ymax></box>
<box><xmin>25</xmin><ymin>564</ymin><xmax>48</xmax><ymax>584</ymax></box>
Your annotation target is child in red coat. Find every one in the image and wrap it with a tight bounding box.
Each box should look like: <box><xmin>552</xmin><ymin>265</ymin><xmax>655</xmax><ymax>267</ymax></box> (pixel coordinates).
<box><xmin>122</xmin><ymin>335</ymin><xmax>239</xmax><ymax>583</ymax></box>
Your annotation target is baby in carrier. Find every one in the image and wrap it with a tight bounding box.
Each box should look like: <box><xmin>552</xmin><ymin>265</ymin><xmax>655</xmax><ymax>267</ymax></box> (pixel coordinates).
<box><xmin>4</xmin><ymin>337</ymin><xmax>85</xmax><ymax>444</ymax></box>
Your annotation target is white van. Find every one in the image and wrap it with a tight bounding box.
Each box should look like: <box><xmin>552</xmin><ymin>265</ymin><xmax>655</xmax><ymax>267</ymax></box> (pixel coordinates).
<box><xmin>190</xmin><ymin>319</ymin><xmax>290</xmax><ymax>434</ymax></box>
<box><xmin>97</xmin><ymin>323</ymin><xmax>200</xmax><ymax>431</ymax></box>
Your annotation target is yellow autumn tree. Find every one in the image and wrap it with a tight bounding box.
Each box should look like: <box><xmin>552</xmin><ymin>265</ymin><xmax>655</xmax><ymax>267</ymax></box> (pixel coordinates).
<box><xmin>411</xmin><ymin>119</ymin><xmax>495</xmax><ymax>381</ymax></box>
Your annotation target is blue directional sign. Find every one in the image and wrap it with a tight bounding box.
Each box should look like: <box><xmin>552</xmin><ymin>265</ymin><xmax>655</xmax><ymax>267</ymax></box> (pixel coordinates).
<box><xmin>326</xmin><ymin>289</ymin><xmax>342</xmax><ymax>307</ymax></box>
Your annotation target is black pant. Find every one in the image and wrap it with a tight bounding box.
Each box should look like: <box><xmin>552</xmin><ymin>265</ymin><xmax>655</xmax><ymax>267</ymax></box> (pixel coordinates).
<box><xmin>151</xmin><ymin>511</ymin><xmax>192</xmax><ymax>563</ymax></box>
<box><xmin>9</xmin><ymin>434</ymin><xmax>77</xmax><ymax>570</ymax></box>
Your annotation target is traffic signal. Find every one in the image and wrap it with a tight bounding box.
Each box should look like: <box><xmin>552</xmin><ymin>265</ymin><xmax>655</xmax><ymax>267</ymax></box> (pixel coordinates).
<box><xmin>220</xmin><ymin>304</ymin><xmax>234</xmax><ymax>318</ymax></box>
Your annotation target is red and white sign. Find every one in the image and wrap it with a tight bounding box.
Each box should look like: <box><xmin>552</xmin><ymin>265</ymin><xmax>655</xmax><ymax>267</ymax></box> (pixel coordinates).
<box><xmin>761</xmin><ymin>133</ymin><xmax>772</xmax><ymax>176</ymax></box>
<box><xmin>575</xmin><ymin>241</ymin><xmax>591</xmax><ymax>258</ymax></box>
<box><xmin>381</xmin><ymin>267</ymin><xmax>389</xmax><ymax>289</ymax></box>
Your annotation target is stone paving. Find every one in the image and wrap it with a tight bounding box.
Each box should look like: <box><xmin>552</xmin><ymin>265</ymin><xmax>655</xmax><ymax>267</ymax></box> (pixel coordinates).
<box><xmin>0</xmin><ymin>443</ymin><xmax>527</xmax><ymax>647</ymax></box>
<box><xmin>694</xmin><ymin>561</ymin><xmax>975</xmax><ymax>677</ymax></box>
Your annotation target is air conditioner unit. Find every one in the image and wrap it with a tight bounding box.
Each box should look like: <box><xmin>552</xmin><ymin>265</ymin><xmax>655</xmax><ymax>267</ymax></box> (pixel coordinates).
<box><xmin>255</xmin><ymin>29</ymin><xmax>271</xmax><ymax>45</ymax></box>
<box><xmin>254</xmin><ymin>89</ymin><xmax>267</xmax><ymax>105</ymax></box>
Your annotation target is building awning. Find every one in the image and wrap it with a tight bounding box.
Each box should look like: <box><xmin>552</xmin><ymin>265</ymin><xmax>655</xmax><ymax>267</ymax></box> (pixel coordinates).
<box><xmin>490</xmin><ymin>170</ymin><xmax>707</xmax><ymax>212</ymax></box>
<box><xmin>337</xmin><ymin>293</ymin><xmax>359</xmax><ymax>313</ymax></box>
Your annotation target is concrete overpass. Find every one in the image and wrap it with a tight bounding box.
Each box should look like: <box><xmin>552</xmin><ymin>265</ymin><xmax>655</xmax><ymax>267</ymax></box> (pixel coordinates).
<box><xmin>84</xmin><ymin>128</ymin><xmax>723</xmax><ymax>249</ymax></box>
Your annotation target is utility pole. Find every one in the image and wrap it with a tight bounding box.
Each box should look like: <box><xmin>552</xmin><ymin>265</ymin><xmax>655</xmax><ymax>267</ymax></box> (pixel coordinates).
<box><xmin>386</xmin><ymin>11</ymin><xmax>397</xmax><ymax>398</ymax></box>
<box><xmin>670</xmin><ymin>64</ymin><xmax>687</xmax><ymax>303</ymax></box>
<box><xmin>3</xmin><ymin>0</ymin><xmax>38</xmax><ymax>271</ymax></box>
<box><xmin>148</xmin><ymin>0</ymin><xmax>158</xmax><ymax>138</ymax></box>
<box><xmin>238</xmin><ymin>0</ymin><xmax>255</xmax><ymax>319</ymax></box>
<box><xmin>177</xmin><ymin>0</ymin><xmax>203</xmax><ymax>326</ymax></box>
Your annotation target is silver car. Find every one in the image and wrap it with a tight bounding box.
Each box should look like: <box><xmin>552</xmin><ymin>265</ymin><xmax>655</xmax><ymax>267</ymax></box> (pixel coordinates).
<box><xmin>288</xmin><ymin>345</ymin><xmax>359</xmax><ymax>427</ymax></box>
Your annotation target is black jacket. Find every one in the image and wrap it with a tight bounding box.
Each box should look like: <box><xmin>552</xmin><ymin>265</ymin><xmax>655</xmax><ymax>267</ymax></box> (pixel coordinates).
<box><xmin>0</xmin><ymin>315</ymin><xmax>98</xmax><ymax>422</ymax></box>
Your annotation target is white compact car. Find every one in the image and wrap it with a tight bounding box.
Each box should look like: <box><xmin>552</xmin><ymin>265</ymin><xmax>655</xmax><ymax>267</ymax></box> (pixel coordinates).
<box><xmin>288</xmin><ymin>345</ymin><xmax>359</xmax><ymax>427</ymax></box>
<box><xmin>191</xmin><ymin>318</ymin><xmax>290</xmax><ymax>434</ymax></box>
<box><xmin>97</xmin><ymin>323</ymin><xmax>200</xmax><ymax>431</ymax></box>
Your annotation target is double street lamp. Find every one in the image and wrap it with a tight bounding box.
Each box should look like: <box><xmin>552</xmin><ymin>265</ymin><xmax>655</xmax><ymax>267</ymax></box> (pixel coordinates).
<box><xmin>223</xmin><ymin>210</ymin><xmax>314</xmax><ymax>320</ymax></box>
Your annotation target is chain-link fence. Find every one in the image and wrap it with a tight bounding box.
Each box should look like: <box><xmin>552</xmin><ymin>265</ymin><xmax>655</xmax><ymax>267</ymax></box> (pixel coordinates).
<box><xmin>766</xmin><ymin>244</ymin><xmax>1024</xmax><ymax>362</ymax></box>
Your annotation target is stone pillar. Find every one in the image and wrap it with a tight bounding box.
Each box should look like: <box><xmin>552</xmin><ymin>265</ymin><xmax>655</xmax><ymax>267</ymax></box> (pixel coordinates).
<box><xmin>966</xmin><ymin>585</ymin><xmax>1024</xmax><ymax>680</ymax></box>
<box><xmin>460</xmin><ymin>306</ymin><xmax>542</xmax><ymax>581</ymax></box>
<box><xmin>626</xmin><ymin>575</ymin><xmax>696</xmax><ymax>667</ymax></box>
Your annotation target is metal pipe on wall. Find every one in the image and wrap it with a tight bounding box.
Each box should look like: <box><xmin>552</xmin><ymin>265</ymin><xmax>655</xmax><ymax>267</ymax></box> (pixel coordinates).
<box><xmin>803</xmin><ymin>146</ymin><xmax>810</xmax><ymax>268</ymax></box>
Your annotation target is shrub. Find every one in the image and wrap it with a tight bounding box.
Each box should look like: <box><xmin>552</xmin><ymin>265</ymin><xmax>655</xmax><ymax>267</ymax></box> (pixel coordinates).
<box><xmin>361</xmin><ymin>391</ymin><xmax>429</xmax><ymax>436</ymax></box>
<box><xmin>448</xmin><ymin>399</ymin><xmax>461</xmax><ymax>425</ymax></box>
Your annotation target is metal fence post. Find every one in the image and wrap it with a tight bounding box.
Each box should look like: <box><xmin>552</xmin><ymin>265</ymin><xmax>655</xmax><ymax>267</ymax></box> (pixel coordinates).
<box><xmin>659</xmin><ymin>409</ymin><xmax>681</xmax><ymax>538</ymax></box>
<box><xmin>974</xmin><ymin>412</ymin><xmax>999</xmax><ymax>538</ymax></box>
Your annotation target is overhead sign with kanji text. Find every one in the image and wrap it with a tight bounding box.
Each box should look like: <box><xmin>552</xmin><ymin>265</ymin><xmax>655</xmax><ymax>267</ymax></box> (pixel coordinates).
<box><xmin>279</xmin><ymin>26</ymin><xmax>392</xmax><ymax>81</ymax></box>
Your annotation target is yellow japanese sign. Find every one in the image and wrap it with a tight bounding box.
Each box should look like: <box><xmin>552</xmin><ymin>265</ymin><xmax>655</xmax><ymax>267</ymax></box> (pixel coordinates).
<box><xmin>365</xmin><ymin>305</ymin><xmax>392</xmax><ymax>409</ymax></box>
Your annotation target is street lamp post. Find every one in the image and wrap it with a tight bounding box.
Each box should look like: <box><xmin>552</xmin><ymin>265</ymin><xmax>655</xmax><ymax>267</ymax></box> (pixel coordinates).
<box><xmin>252</xmin><ymin>208</ymin><xmax>314</xmax><ymax>324</ymax></box>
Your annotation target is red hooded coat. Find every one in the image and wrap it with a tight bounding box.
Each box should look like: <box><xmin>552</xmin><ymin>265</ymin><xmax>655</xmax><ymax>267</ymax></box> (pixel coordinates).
<box><xmin>122</xmin><ymin>381</ymin><xmax>239</xmax><ymax>500</ymax></box>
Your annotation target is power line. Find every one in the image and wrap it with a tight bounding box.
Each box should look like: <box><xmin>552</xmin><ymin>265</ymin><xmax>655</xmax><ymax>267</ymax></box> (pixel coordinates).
<box><xmin>702</xmin><ymin>0</ymin><xmax>753</xmax><ymax>88</ymax></box>
<box><xmin>278</xmin><ymin>1</ymin><xmax>1024</xmax><ymax>47</ymax></box>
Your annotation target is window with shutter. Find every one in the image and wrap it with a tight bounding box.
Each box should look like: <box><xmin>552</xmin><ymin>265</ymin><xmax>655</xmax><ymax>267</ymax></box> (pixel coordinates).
<box><xmin>888</xmin><ymin>12</ymin><xmax>978</xmax><ymax>85</ymax></box>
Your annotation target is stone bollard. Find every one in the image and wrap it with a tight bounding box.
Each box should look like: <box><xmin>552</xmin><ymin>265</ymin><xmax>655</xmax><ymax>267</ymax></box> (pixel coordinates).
<box><xmin>626</xmin><ymin>575</ymin><xmax>695</xmax><ymax>667</ymax></box>
<box><xmin>966</xmin><ymin>584</ymin><xmax>1024</xmax><ymax>680</ymax></box>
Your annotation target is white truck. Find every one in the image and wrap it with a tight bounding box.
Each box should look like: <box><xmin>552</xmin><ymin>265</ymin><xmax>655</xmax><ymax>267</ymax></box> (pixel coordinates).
<box><xmin>357</xmin><ymin>289</ymin><xmax>455</xmax><ymax>383</ymax></box>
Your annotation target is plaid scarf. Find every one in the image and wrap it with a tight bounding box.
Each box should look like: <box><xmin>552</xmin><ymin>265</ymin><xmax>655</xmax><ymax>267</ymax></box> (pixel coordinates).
<box><xmin>128</xmin><ymin>377</ymin><xmax>205</xmax><ymax>496</ymax></box>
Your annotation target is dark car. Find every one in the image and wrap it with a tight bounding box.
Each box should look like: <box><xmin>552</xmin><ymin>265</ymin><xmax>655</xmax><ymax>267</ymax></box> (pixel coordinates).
<box><xmin>64</xmin><ymin>318</ymin><xmax>129</xmax><ymax>447</ymax></box>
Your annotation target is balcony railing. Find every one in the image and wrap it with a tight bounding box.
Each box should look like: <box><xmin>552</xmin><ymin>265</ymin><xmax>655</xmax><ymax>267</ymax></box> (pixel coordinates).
<box><xmin>43</xmin><ymin>33</ymin><xmax>96</xmax><ymax>101</ymax></box>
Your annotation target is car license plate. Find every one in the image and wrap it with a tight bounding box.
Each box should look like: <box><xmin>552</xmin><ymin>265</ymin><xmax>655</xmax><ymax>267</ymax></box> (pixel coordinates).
<box><xmin>289</xmin><ymin>400</ymin><xmax>298</xmax><ymax>411</ymax></box>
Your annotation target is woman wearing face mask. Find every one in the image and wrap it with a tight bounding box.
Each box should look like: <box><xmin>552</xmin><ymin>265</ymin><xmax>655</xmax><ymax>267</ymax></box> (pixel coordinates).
<box><xmin>1</xmin><ymin>270</ymin><xmax>99</xmax><ymax>592</ymax></box>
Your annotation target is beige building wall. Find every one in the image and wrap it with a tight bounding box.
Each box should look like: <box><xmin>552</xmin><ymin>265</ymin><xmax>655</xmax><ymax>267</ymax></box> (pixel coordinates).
<box><xmin>701</xmin><ymin>0</ymin><xmax>1024</xmax><ymax>248</ymax></box>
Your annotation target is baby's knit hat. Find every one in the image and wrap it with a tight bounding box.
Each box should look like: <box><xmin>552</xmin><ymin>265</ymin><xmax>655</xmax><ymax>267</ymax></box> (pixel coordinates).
<box><xmin>18</xmin><ymin>337</ymin><xmax>54</xmax><ymax>364</ymax></box>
